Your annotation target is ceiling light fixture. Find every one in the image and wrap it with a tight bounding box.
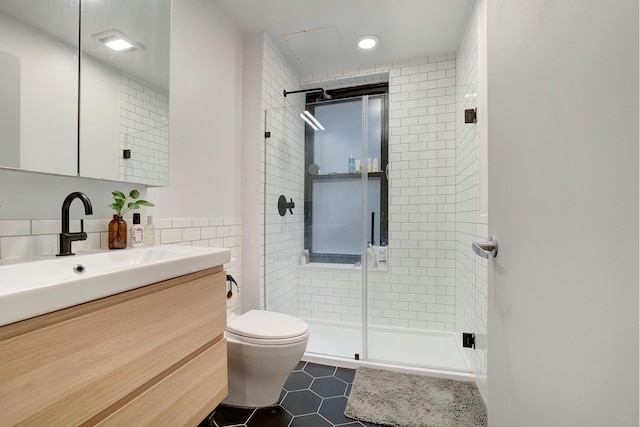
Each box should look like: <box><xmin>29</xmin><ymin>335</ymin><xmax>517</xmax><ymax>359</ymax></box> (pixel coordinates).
<box><xmin>105</xmin><ymin>39</ymin><xmax>133</xmax><ymax>51</ymax></box>
<box><xmin>357</xmin><ymin>35</ymin><xmax>379</xmax><ymax>50</ymax></box>
<box><xmin>300</xmin><ymin>112</ymin><xmax>326</xmax><ymax>132</ymax></box>
<box><xmin>302</xmin><ymin>111</ymin><xmax>325</xmax><ymax>131</ymax></box>
<box><xmin>300</xmin><ymin>113</ymin><xmax>319</xmax><ymax>131</ymax></box>
<box><xmin>92</xmin><ymin>29</ymin><xmax>144</xmax><ymax>53</ymax></box>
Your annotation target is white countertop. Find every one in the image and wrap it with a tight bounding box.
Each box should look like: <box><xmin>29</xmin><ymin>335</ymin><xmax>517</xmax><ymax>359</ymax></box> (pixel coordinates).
<box><xmin>0</xmin><ymin>245</ymin><xmax>231</xmax><ymax>327</ymax></box>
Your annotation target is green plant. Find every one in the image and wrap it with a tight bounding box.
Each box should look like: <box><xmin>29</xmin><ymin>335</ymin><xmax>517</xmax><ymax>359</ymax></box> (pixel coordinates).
<box><xmin>109</xmin><ymin>190</ymin><xmax>154</xmax><ymax>216</ymax></box>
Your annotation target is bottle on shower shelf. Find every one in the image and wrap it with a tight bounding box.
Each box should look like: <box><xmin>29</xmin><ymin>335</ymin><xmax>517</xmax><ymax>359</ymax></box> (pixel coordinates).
<box><xmin>348</xmin><ymin>154</ymin><xmax>355</xmax><ymax>173</ymax></box>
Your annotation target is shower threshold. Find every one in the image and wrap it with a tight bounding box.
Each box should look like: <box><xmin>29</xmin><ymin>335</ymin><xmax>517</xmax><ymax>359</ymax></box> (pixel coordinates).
<box><xmin>302</xmin><ymin>318</ymin><xmax>474</xmax><ymax>380</ymax></box>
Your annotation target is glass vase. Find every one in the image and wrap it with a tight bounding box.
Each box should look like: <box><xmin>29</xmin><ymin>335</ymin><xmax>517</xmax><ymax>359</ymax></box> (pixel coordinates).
<box><xmin>108</xmin><ymin>215</ymin><xmax>127</xmax><ymax>249</ymax></box>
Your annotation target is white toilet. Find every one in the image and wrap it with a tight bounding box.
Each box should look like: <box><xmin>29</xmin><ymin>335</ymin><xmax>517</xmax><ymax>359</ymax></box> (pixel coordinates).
<box><xmin>223</xmin><ymin>309</ymin><xmax>310</xmax><ymax>408</ymax></box>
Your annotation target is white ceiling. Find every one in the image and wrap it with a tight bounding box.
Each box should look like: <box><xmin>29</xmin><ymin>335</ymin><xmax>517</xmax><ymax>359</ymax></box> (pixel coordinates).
<box><xmin>212</xmin><ymin>0</ymin><xmax>475</xmax><ymax>78</ymax></box>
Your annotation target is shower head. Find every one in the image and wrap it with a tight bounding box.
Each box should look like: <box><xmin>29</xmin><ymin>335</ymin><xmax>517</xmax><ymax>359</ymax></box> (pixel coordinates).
<box><xmin>315</xmin><ymin>91</ymin><xmax>333</xmax><ymax>102</ymax></box>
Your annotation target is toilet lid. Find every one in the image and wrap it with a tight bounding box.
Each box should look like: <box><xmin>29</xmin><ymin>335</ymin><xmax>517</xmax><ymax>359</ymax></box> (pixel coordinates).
<box><xmin>227</xmin><ymin>310</ymin><xmax>309</xmax><ymax>340</ymax></box>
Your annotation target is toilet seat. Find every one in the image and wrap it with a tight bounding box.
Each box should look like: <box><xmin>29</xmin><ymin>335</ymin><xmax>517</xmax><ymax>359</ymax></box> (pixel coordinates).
<box><xmin>227</xmin><ymin>310</ymin><xmax>309</xmax><ymax>345</ymax></box>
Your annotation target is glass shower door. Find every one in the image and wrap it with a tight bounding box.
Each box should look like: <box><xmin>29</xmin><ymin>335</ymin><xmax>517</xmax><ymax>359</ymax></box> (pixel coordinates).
<box><xmin>265</xmin><ymin>96</ymin><xmax>368</xmax><ymax>360</ymax></box>
<box><xmin>304</xmin><ymin>96</ymin><xmax>368</xmax><ymax>360</ymax></box>
<box><xmin>264</xmin><ymin>104</ymin><xmax>306</xmax><ymax>319</ymax></box>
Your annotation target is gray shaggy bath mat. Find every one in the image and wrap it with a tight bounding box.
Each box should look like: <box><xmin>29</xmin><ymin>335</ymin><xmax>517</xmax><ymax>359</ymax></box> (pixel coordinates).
<box><xmin>344</xmin><ymin>367</ymin><xmax>487</xmax><ymax>427</ymax></box>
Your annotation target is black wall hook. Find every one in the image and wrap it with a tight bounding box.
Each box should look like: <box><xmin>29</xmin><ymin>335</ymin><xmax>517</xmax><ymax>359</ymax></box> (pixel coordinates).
<box><xmin>278</xmin><ymin>195</ymin><xmax>295</xmax><ymax>216</ymax></box>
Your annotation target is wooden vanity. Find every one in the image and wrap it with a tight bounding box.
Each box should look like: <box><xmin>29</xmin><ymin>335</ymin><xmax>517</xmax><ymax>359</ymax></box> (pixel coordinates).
<box><xmin>0</xmin><ymin>266</ymin><xmax>227</xmax><ymax>426</ymax></box>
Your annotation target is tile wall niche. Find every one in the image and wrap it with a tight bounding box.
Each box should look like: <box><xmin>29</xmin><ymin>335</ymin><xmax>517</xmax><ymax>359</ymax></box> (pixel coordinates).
<box><xmin>119</xmin><ymin>74</ymin><xmax>169</xmax><ymax>186</ymax></box>
<box><xmin>261</xmin><ymin>33</ymin><xmax>305</xmax><ymax>316</ymax></box>
<box><xmin>0</xmin><ymin>216</ymin><xmax>242</xmax><ymax>313</ymax></box>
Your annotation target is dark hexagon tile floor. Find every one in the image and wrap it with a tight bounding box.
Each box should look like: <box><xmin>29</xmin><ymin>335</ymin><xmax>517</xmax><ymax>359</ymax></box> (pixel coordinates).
<box><xmin>198</xmin><ymin>361</ymin><xmax>384</xmax><ymax>427</ymax></box>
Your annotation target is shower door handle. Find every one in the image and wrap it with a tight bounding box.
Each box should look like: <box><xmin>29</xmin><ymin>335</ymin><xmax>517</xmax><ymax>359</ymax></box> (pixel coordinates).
<box><xmin>472</xmin><ymin>236</ymin><xmax>498</xmax><ymax>258</ymax></box>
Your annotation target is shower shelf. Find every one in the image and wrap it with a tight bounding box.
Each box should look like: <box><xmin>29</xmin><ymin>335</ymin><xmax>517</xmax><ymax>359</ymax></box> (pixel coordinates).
<box><xmin>311</xmin><ymin>171</ymin><xmax>384</xmax><ymax>181</ymax></box>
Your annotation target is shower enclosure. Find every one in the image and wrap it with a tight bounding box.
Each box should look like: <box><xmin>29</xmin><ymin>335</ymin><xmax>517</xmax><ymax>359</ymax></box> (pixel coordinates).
<box><xmin>264</xmin><ymin>88</ymin><xmax>478</xmax><ymax>375</ymax></box>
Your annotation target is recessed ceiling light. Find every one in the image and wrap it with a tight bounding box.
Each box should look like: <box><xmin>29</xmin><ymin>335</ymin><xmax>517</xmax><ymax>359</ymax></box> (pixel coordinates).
<box><xmin>92</xmin><ymin>29</ymin><xmax>144</xmax><ymax>53</ymax></box>
<box><xmin>105</xmin><ymin>39</ymin><xmax>134</xmax><ymax>51</ymax></box>
<box><xmin>357</xmin><ymin>35</ymin><xmax>379</xmax><ymax>50</ymax></box>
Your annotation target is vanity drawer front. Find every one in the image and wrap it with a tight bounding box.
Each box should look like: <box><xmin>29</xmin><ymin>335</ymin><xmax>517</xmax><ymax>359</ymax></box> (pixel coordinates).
<box><xmin>0</xmin><ymin>268</ymin><xmax>226</xmax><ymax>426</ymax></box>
<box><xmin>96</xmin><ymin>337</ymin><xmax>227</xmax><ymax>426</ymax></box>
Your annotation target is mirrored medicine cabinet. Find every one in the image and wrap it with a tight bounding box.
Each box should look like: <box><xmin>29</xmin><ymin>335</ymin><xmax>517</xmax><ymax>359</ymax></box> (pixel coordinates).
<box><xmin>0</xmin><ymin>0</ymin><xmax>171</xmax><ymax>186</ymax></box>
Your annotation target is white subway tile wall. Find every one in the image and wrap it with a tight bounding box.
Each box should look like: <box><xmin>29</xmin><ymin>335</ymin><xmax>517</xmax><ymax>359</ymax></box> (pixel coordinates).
<box><xmin>299</xmin><ymin>71</ymin><xmax>389</xmax><ymax>91</ymax></box>
<box><xmin>261</xmin><ymin>34</ymin><xmax>305</xmax><ymax>315</ymax></box>
<box><xmin>386</xmin><ymin>53</ymin><xmax>458</xmax><ymax>331</ymax></box>
<box><xmin>0</xmin><ymin>220</ymin><xmax>30</xmax><ymax>236</ymax></box>
<box><xmin>297</xmin><ymin>265</ymin><xmax>362</xmax><ymax>323</ymax></box>
<box><xmin>0</xmin><ymin>217</ymin><xmax>242</xmax><ymax>305</ymax></box>
<box><xmin>301</xmin><ymin>44</ymin><xmax>486</xmax><ymax>371</ymax></box>
<box><xmin>119</xmin><ymin>74</ymin><xmax>169</xmax><ymax>186</ymax></box>
<box><xmin>291</xmin><ymin>54</ymin><xmax>459</xmax><ymax>331</ymax></box>
<box><xmin>455</xmin><ymin>3</ymin><xmax>488</xmax><ymax>401</ymax></box>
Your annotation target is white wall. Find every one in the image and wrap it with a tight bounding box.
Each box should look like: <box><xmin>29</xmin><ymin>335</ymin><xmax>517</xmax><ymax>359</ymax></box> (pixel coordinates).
<box><xmin>147</xmin><ymin>0</ymin><xmax>243</xmax><ymax>219</ymax></box>
<box><xmin>487</xmin><ymin>0</ymin><xmax>638</xmax><ymax>425</ymax></box>
<box><xmin>0</xmin><ymin>169</ymin><xmax>138</xmax><ymax>220</ymax></box>
<box><xmin>240</xmin><ymin>34</ymin><xmax>264</xmax><ymax>313</ymax></box>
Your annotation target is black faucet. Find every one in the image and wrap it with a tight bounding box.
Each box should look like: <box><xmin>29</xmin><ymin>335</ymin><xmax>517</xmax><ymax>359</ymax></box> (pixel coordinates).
<box><xmin>56</xmin><ymin>192</ymin><xmax>93</xmax><ymax>256</ymax></box>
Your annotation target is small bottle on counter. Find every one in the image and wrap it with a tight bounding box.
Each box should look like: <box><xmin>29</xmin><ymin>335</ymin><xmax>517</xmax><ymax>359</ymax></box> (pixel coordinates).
<box><xmin>144</xmin><ymin>215</ymin><xmax>156</xmax><ymax>246</ymax></box>
<box><xmin>348</xmin><ymin>154</ymin><xmax>355</xmax><ymax>173</ymax></box>
<box><xmin>131</xmin><ymin>213</ymin><xmax>144</xmax><ymax>247</ymax></box>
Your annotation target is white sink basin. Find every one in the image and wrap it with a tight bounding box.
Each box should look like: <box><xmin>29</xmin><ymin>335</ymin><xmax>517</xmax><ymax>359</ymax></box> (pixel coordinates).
<box><xmin>0</xmin><ymin>245</ymin><xmax>231</xmax><ymax>327</ymax></box>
